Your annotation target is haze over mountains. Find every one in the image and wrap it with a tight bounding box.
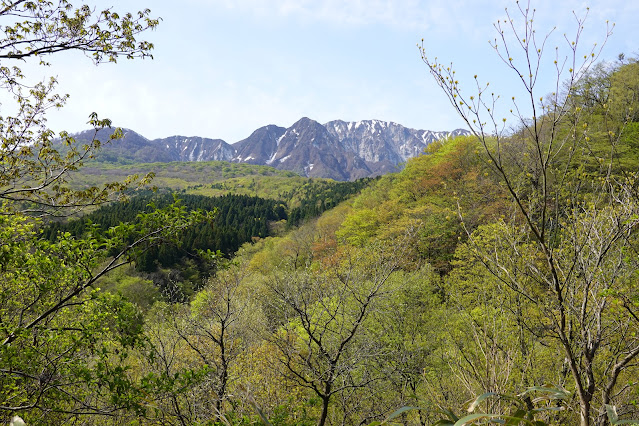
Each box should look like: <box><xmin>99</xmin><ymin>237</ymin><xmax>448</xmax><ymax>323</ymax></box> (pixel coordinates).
<box><xmin>75</xmin><ymin>117</ymin><xmax>468</xmax><ymax>180</ymax></box>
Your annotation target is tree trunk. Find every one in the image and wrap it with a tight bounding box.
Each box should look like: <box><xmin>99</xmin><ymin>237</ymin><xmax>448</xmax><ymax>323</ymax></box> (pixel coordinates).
<box><xmin>318</xmin><ymin>395</ymin><xmax>330</xmax><ymax>426</ymax></box>
<box><xmin>580</xmin><ymin>396</ymin><xmax>591</xmax><ymax>426</ymax></box>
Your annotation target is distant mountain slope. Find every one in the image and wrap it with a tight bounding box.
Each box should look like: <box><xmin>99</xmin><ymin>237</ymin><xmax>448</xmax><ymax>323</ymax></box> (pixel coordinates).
<box><xmin>161</xmin><ymin>135</ymin><xmax>234</xmax><ymax>162</ymax></box>
<box><xmin>232</xmin><ymin>125</ymin><xmax>286</xmax><ymax>165</ymax></box>
<box><xmin>69</xmin><ymin>118</ymin><xmax>469</xmax><ymax>180</ymax></box>
<box><xmin>324</xmin><ymin>119</ymin><xmax>469</xmax><ymax>175</ymax></box>
<box><xmin>234</xmin><ymin>117</ymin><xmax>371</xmax><ymax>181</ymax></box>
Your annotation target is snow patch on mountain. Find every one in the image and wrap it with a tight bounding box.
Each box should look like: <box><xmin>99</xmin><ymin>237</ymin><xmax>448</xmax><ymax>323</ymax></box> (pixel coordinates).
<box><xmin>70</xmin><ymin>118</ymin><xmax>468</xmax><ymax>181</ymax></box>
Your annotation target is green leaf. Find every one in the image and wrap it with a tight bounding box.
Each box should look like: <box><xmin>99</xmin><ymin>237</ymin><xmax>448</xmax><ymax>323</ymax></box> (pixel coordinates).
<box><xmin>468</xmin><ymin>392</ymin><xmax>500</xmax><ymax>412</ymax></box>
<box><xmin>454</xmin><ymin>413</ymin><xmax>504</xmax><ymax>425</ymax></box>
<box><xmin>505</xmin><ymin>409</ymin><xmax>527</xmax><ymax>425</ymax></box>
<box><xmin>607</xmin><ymin>404</ymin><xmax>639</xmax><ymax>425</ymax></box>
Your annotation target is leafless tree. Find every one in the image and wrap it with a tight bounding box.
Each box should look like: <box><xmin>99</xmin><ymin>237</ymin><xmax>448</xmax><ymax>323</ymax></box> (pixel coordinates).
<box><xmin>267</xmin><ymin>235</ymin><xmax>414</xmax><ymax>426</ymax></box>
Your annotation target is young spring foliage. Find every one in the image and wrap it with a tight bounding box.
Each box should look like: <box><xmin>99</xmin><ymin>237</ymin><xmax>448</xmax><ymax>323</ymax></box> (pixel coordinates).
<box><xmin>422</xmin><ymin>1</ymin><xmax>639</xmax><ymax>425</ymax></box>
<box><xmin>0</xmin><ymin>1</ymin><xmax>216</xmax><ymax>423</ymax></box>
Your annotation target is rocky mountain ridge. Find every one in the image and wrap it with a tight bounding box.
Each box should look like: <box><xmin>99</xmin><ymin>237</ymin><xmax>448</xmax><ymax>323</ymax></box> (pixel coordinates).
<box><xmin>72</xmin><ymin>118</ymin><xmax>468</xmax><ymax>180</ymax></box>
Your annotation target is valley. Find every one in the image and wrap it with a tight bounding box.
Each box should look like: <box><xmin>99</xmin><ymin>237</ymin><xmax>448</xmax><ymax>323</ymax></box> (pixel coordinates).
<box><xmin>2</xmin><ymin>1</ymin><xmax>639</xmax><ymax>425</ymax></box>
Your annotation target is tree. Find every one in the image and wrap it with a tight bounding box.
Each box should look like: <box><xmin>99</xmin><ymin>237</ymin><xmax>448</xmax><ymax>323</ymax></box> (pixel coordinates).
<box><xmin>366</xmin><ymin>265</ymin><xmax>448</xmax><ymax>426</ymax></box>
<box><xmin>0</xmin><ymin>1</ymin><xmax>159</xmax><ymax>216</ymax></box>
<box><xmin>422</xmin><ymin>2</ymin><xmax>639</xmax><ymax>425</ymax></box>
<box><xmin>0</xmin><ymin>195</ymin><xmax>212</xmax><ymax>422</ymax></box>
<box><xmin>267</xmin><ymin>234</ymin><xmax>415</xmax><ymax>426</ymax></box>
<box><xmin>163</xmin><ymin>263</ymin><xmax>258</xmax><ymax>422</ymax></box>
<box><xmin>0</xmin><ymin>2</ymin><xmax>212</xmax><ymax>422</ymax></box>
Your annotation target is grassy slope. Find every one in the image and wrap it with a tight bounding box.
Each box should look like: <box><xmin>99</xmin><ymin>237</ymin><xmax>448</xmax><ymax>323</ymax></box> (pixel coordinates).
<box><xmin>71</xmin><ymin>160</ymin><xmax>331</xmax><ymax>207</ymax></box>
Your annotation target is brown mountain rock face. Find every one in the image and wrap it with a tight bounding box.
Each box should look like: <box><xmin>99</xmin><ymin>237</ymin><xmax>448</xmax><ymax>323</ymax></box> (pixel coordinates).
<box><xmin>68</xmin><ymin>119</ymin><xmax>468</xmax><ymax>180</ymax></box>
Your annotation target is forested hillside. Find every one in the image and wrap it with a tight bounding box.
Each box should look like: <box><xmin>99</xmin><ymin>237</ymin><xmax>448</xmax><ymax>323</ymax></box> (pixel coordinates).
<box><xmin>44</xmin><ymin>192</ymin><xmax>287</xmax><ymax>260</ymax></box>
<box><xmin>2</xmin><ymin>1</ymin><xmax>639</xmax><ymax>426</ymax></box>
<box><xmin>22</xmin><ymin>56</ymin><xmax>638</xmax><ymax>425</ymax></box>
<box><xmin>41</xmin><ymin>181</ymin><xmax>373</xmax><ymax>301</ymax></box>
<box><xmin>126</xmin><ymin>53</ymin><xmax>637</xmax><ymax>425</ymax></box>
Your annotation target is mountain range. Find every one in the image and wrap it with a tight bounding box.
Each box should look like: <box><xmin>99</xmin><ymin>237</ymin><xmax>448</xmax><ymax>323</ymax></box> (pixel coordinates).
<box><xmin>73</xmin><ymin>117</ymin><xmax>469</xmax><ymax>180</ymax></box>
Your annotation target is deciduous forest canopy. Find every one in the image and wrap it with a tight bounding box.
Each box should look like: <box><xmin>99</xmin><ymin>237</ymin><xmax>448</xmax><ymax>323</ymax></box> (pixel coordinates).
<box><xmin>1</xmin><ymin>1</ymin><xmax>639</xmax><ymax>426</ymax></box>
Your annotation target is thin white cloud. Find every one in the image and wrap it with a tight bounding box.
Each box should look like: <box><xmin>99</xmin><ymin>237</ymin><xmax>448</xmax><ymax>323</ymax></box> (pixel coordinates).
<box><xmin>197</xmin><ymin>0</ymin><xmax>446</xmax><ymax>30</ymax></box>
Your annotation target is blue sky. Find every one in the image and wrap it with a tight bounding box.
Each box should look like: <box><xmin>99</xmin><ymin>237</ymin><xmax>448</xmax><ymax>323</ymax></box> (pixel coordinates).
<box><xmin>19</xmin><ymin>0</ymin><xmax>639</xmax><ymax>143</ymax></box>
